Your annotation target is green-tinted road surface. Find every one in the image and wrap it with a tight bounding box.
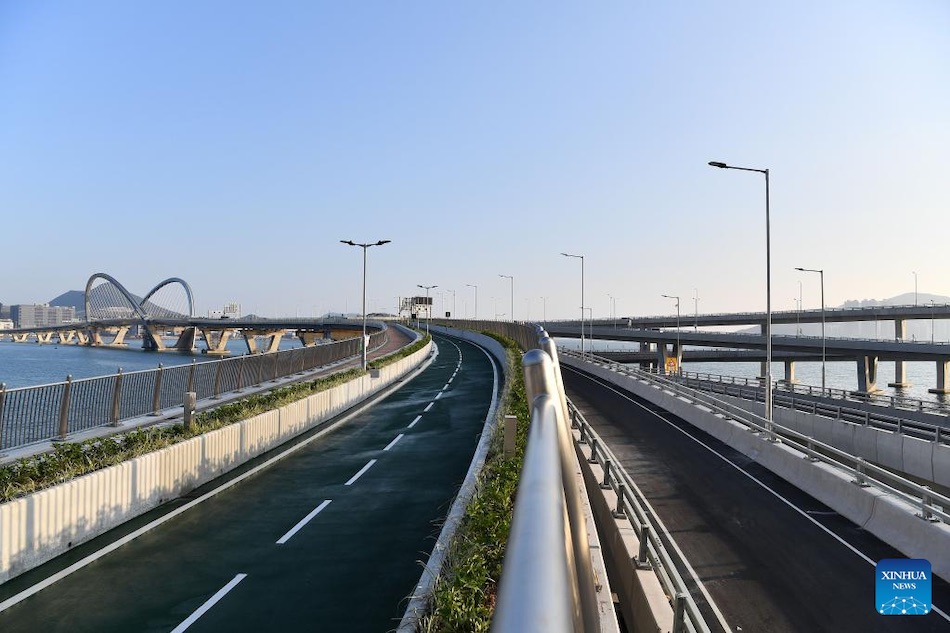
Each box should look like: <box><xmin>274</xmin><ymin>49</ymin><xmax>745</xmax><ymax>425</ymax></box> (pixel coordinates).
<box><xmin>0</xmin><ymin>335</ymin><xmax>497</xmax><ymax>632</ymax></box>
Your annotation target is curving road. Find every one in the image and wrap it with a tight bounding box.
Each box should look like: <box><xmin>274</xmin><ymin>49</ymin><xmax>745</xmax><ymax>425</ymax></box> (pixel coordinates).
<box><xmin>0</xmin><ymin>334</ymin><xmax>497</xmax><ymax>632</ymax></box>
<box><xmin>563</xmin><ymin>365</ymin><xmax>950</xmax><ymax>633</ymax></box>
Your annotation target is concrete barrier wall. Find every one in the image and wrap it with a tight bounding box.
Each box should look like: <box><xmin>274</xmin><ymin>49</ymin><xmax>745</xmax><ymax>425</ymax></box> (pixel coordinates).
<box><xmin>565</xmin><ymin>358</ymin><xmax>950</xmax><ymax>582</ymax></box>
<box><xmin>0</xmin><ymin>341</ymin><xmax>432</xmax><ymax>584</ymax></box>
<box><xmin>712</xmin><ymin>391</ymin><xmax>948</xmax><ymax>490</ymax></box>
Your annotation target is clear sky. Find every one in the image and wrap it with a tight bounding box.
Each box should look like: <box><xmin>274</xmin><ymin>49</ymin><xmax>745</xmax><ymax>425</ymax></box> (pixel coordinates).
<box><xmin>2</xmin><ymin>2</ymin><xmax>948</xmax><ymax>320</ymax></box>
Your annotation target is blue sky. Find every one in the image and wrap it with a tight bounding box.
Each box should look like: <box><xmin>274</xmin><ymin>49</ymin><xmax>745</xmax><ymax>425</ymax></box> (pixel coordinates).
<box><xmin>2</xmin><ymin>2</ymin><xmax>948</xmax><ymax>319</ymax></box>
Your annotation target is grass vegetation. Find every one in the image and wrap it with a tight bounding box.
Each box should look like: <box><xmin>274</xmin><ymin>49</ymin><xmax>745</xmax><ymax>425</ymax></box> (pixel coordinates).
<box><xmin>0</xmin><ymin>333</ymin><xmax>430</xmax><ymax>503</ymax></box>
<box><xmin>419</xmin><ymin>331</ymin><xmax>530</xmax><ymax>633</ymax></box>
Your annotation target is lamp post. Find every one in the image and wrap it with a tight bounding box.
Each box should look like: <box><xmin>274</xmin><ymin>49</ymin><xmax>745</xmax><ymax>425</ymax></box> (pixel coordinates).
<box><xmin>913</xmin><ymin>271</ymin><xmax>918</xmax><ymax>306</ymax></box>
<box><xmin>930</xmin><ymin>299</ymin><xmax>936</xmax><ymax>344</ymax></box>
<box><xmin>709</xmin><ymin>160</ymin><xmax>773</xmax><ymax>431</ymax></box>
<box><xmin>541</xmin><ymin>296</ymin><xmax>547</xmax><ymax>322</ymax></box>
<box><xmin>499</xmin><ymin>275</ymin><xmax>514</xmax><ymax>322</ymax></box>
<box><xmin>561</xmin><ymin>252</ymin><xmax>585</xmax><ymax>358</ymax></box>
<box><xmin>693</xmin><ymin>288</ymin><xmax>699</xmax><ymax>331</ymax></box>
<box><xmin>448</xmin><ymin>289</ymin><xmax>456</xmax><ymax>319</ymax></box>
<box><xmin>795</xmin><ymin>267</ymin><xmax>825</xmax><ymax>390</ymax></box>
<box><xmin>798</xmin><ymin>280</ymin><xmax>803</xmax><ymax>336</ymax></box>
<box><xmin>340</xmin><ymin>239</ymin><xmax>391</xmax><ymax>370</ymax></box>
<box><xmin>417</xmin><ymin>284</ymin><xmax>437</xmax><ymax>335</ymax></box>
<box><xmin>661</xmin><ymin>294</ymin><xmax>681</xmax><ymax>373</ymax></box>
<box><xmin>466</xmin><ymin>284</ymin><xmax>478</xmax><ymax>320</ymax></box>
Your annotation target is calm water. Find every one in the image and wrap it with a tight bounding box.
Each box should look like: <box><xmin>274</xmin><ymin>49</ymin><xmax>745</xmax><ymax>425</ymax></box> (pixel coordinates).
<box><xmin>557</xmin><ymin>338</ymin><xmax>949</xmax><ymax>405</ymax></box>
<box><xmin>0</xmin><ymin>337</ymin><xmax>302</xmax><ymax>389</ymax></box>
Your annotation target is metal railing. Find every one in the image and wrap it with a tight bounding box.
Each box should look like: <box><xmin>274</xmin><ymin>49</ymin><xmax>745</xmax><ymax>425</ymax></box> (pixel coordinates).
<box><xmin>577</xmin><ymin>353</ymin><xmax>950</xmax><ymax>525</ymax></box>
<box><xmin>0</xmin><ymin>330</ymin><xmax>388</xmax><ymax>452</ymax></box>
<box><xmin>492</xmin><ymin>329</ymin><xmax>602</xmax><ymax>633</ymax></box>
<box><xmin>663</xmin><ymin>366</ymin><xmax>950</xmax><ymax>431</ymax></box>
<box><xmin>567</xmin><ymin>400</ymin><xmax>715</xmax><ymax>633</ymax></box>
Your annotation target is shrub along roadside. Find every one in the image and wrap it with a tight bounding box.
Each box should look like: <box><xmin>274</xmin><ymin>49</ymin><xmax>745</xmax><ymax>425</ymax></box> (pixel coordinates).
<box><xmin>418</xmin><ymin>331</ymin><xmax>530</xmax><ymax>633</ymax></box>
<box><xmin>0</xmin><ymin>333</ymin><xmax>430</xmax><ymax>503</ymax></box>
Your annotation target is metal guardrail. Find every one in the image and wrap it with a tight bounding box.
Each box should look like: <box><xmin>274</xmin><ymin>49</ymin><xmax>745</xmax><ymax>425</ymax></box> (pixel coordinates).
<box><xmin>577</xmin><ymin>353</ymin><xmax>950</xmax><ymax>525</ymax></box>
<box><xmin>671</xmin><ymin>373</ymin><xmax>950</xmax><ymax>446</ymax></box>
<box><xmin>493</xmin><ymin>329</ymin><xmax>602</xmax><ymax>633</ymax></box>
<box><xmin>0</xmin><ymin>330</ymin><xmax>388</xmax><ymax>452</ymax></box>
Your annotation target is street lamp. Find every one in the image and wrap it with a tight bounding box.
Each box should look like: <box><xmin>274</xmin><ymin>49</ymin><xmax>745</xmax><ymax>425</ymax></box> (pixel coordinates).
<box><xmin>661</xmin><ymin>294</ymin><xmax>681</xmax><ymax>373</ymax></box>
<box><xmin>466</xmin><ymin>284</ymin><xmax>478</xmax><ymax>320</ymax></box>
<box><xmin>930</xmin><ymin>299</ymin><xmax>936</xmax><ymax>344</ymax></box>
<box><xmin>340</xmin><ymin>239</ymin><xmax>391</xmax><ymax>370</ymax></box>
<box><xmin>693</xmin><ymin>288</ymin><xmax>699</xmax><ymax>331</ymax></box>
<box><xmin>448</xmin><ymin>289</ymin><xmax>456</xmax><ymax>319</ymax></box>
<box><xmin>913</xmin><ymin>271</ymin><xmax>918</xmax><ymax>306</ymax></box>
<box><xmin>541</xmin><ymin>296</ymin><xmax>547</xmax><ymax>322</ymax></box>
<box><xmin>709</xmin><ymin>160</ymin><xmax>773</xmax><ymax>432</ymax></box>
<box><xmin>562</xmin><ymin>252</ymin><xmax>585</xmax><ymax>357</ymax></box>
<box><xmin>798</xmin><ymin>280</ymin><xmax>803</xmax><ymax>336</ymax></box>
<box><xmin>499</xmin><ymin>275</ymin><xmax>514</xmax><ymax>322</ymax></box>
<box><xmin>795</xmin><ymin>267</ymin><xmax>825</xmax><ymax>390</ymax></box>
<box><xmin>417</xmin><ymin>284</ymin><xmax>437</xmax><ymax>335</ymax></box>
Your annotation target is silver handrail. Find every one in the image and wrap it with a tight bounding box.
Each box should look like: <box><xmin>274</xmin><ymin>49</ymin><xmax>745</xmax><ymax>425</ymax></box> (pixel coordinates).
<box><xmin>492</xmin><ymin>331</ymin><xmax>601</xmax><ymax>633</ymax></box>
<box><xmin>492</xmin><ymin>394</ymin><xmax>573</xmax><ymax>633</ymax></box>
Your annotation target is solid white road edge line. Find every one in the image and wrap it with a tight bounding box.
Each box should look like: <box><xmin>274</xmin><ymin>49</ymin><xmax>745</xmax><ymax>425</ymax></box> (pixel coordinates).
<box><xmin>170</xmin><ymin>573</ymin><xmax>248</xmax><ymax>633</ymax></box>
<box><xmin>276</xmin><ymin>500</ymin><xmax>332</xmax><ymax>545</ymax></box>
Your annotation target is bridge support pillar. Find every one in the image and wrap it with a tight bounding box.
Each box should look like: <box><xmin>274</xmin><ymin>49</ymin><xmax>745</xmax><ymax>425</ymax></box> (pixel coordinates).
<box><xmin>12</xmin><ymin>333</ymin><xmax>29</xmax><ymax>343</ymax></box>
<box><xmin>888</xmin><ymin>359</ymin><xmax>911</xmax><ymax>388</ymax></box>
<box><xmin>779</xmin><ymin>360</ymin><xmax>797</xmax><ymax>384</ymax></box>
<box><xmin>854</xmin><ymin>355</ymin><xmax>882</xmax><ymax>395</ymax></box>
<box><xmin>243</xmin><ymin>330</ymin><xmax>285</xmax><ymax>355</ymax></box>
<box><xmin>928</xmin><ymin>359</ymin><xmax>950</xmax><ymax>395</ymax></box>
<box><xmin>895</xmin><ymin>318</ymin><xmax>906</xmax><ymax>341</ymax></box>
<box><xmin>36</xmin><ymin>331</ymin><xmax>53</xmax><ymax>344</ymax></box>
<box><xmin>639</xmin><ymin>341</ymin><xmax>654</xmax><ymax>370</ymax></box>
<box><xmin>297</xmin><ymin>331</ymin><xmax>324</xmax><ymax>347</ymax></box>
<box><xmin>200</xmin><ymin>328</ymin><xmax>235</xmax><ymax>355</ymax></box>
<box><xmin>657</xmin><ymin>342</ymin><xmax>682</xmax><ymax>375</ymax></box>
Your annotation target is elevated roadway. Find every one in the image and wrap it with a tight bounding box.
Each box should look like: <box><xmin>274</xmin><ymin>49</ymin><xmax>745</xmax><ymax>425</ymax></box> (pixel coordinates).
<box><xmin>562</xmin><ymin>364</ymin><xmax>950</xmax><ymax>632</ymax></box>
<box><xmin>0</xmin><ymin>334</ymin><xmax>497</xmax><ymax>632</ymax></box>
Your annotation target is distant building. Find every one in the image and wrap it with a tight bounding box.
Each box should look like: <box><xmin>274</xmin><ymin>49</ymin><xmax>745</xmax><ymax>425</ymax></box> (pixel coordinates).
<box><xmin>0</xmin><ymin>319</ymin><xmax>13</xmax><ymax>330</ymax></box>
<box><xmin>0</xmin><ymin>303</ymin><xmax>10</xmax><ymax>319</ymax></box>
<box><xmin>208</xmin><ymin>302</ymin><xmax>241</xmax><ymax>319</ymax></box>
<box><xmin>10</xmin><ymin>304</ymin><xmax>77</xmax><ymax>328</ymax></box>
<box><xmin>223</xmin><ymin>302</ymin><xmax>241</xmax><ymax>319</ymax></box>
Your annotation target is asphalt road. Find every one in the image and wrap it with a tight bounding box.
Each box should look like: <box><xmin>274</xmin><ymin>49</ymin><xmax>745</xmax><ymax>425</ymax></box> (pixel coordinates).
<box><xmin>563</xmin><ymin>365</ymin><xmax>950</xmax><ymax>633</ymax></box>
<box><xmin>0</xmin><ymin>334</ymin><xmax>497</xmax><ymax>632</ymax></box>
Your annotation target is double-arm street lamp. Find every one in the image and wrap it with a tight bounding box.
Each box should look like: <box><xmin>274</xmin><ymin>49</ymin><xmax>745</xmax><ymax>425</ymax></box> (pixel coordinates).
<box><xmin>561</xmin><ymin>252</ymin><xmax>585</xmax><ymax>357</ymax></box>
<box><xmin>661</xmin><ymin>294</ymin><xmax>681</xmax><ymax>372</ymax></box>
<box><xmin>340</xmin><ymin>239</ymin><xmax>391</xmax><ymax>370</ymax></box>
<box><xmin>417</xmin><ymin>284</ymin><xmax>437</xmax><ymax>335</ymax></box>
<box><xmin>795</xmin><ymin>267</ymin><xmax>825</xmax><ymax>390</ymax></box>
<box><xmin>499</xmin><ymin>275</ymin><xmax>514</xmax><ymax>322</ymax></box>
<box><xmin>709</xmin><ymin>160</ymin><xmax>773</xmax><ymax>433</ymax></box>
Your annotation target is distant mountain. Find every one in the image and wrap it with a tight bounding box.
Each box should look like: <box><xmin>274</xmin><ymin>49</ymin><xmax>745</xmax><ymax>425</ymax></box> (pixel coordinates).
<box><xmin>48</xmin><ymin>290</ymin><xmax>85</xmax><ymax>311</ymax></box>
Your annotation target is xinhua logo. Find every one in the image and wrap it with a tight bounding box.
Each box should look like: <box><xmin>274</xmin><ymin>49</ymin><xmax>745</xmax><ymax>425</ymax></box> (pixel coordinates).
<box><xmin>876</xmin><ymin>559</ymin><xmax>931</xmax><ymax>616</ymax></box>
